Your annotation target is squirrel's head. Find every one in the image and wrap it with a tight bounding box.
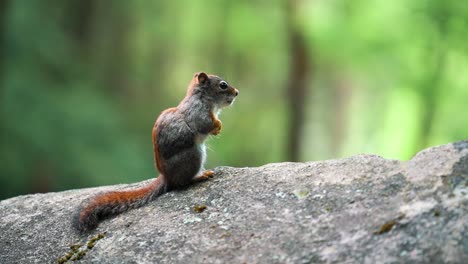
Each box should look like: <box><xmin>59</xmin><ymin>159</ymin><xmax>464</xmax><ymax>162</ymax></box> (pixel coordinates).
<box><xmin>189</xmin><ymin>72</ymin><xmax>239</xmax><ymax>107</ymax></box>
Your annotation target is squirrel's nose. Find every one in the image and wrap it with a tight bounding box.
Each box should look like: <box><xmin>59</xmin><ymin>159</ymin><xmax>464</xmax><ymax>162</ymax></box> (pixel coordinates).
<box><xmin>234</xmin><ymin>89</ymin><xmax>239</xmax><ymax>96</ymax></box>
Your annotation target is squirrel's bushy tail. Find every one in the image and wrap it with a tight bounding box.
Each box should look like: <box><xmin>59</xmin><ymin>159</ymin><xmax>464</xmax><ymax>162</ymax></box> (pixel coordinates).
<box><xmin>73</xmin><ymin>177</ymin><xmax>166</xmax><ymax>233</ymax></box>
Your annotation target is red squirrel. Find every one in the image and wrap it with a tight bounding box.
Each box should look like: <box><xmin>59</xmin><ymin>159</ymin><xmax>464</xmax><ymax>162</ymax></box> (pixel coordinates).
<box><xmin>73</xmin><ymin>72</ymin><xmax>238</xmax><ymax>232</ymax></box>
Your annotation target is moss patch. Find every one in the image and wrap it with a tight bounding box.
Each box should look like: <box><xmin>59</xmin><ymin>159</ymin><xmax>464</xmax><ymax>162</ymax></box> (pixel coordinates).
<box><xmin>374</xmin><ymin>215</ymin><xmax>405</xmax><ymax>235</ymax></box>
<box><xmin>193</xmin><ymin>204</ymin><xmax>207</xmax><ymax>213</ymax></box>
<box><xmin>57</xmin><ymin>233</ymin><xmax>106</xmax><ymax>263</ymax></box>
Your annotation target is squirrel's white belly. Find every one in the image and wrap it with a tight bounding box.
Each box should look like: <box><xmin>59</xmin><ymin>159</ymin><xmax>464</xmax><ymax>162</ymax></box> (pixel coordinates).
<box><xmin>199</xmin><ymin>143</ymin><xmax>207</xmax><ymax>165</ymax></box>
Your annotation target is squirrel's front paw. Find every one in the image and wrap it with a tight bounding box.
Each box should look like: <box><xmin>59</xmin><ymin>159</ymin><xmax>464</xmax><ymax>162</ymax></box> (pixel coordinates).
<box><xmin>211</xmin><ymin>120</ymin><xmax>222</xmax><ymax>135</ymax></box>
<box><xmin>211</xmin><ymin>126</ymin><xmax>222</xmax><ymax>135</ymax></box>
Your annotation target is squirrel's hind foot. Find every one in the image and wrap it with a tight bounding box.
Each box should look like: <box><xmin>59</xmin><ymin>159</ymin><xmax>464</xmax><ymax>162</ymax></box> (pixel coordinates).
<box><xmin>193</xmin><ymin>170</ymin><xmax>215</xmax><ymax>182</ymax></box>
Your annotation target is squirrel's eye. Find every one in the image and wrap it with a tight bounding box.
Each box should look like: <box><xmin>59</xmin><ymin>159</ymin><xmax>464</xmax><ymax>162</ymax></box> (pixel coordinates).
<box><xmin>219</xmin><ymin>81</ymin><xmax>228</xmax><ymax>89</ymax></box>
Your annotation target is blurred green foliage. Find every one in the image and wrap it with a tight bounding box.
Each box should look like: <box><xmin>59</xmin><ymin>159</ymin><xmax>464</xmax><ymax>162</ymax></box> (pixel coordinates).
<box><xmin>1</xmin><ymin>0</ymin><xmax>467</xmax><ymax>200</ymax></box>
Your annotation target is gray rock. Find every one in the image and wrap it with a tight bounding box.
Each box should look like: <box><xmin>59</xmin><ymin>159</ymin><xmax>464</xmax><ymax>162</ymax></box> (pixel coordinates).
<box><xmin>1</xmin><ymin>141</ymin><xmax>467</xmax><ymax>264</ymax></box>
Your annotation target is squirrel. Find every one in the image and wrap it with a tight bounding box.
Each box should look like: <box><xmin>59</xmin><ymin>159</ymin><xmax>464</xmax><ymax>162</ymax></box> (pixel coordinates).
<box><xmin>73</xmin><ymin>72</ymin><xmax>238</xmax><ymax>232</ymax></box>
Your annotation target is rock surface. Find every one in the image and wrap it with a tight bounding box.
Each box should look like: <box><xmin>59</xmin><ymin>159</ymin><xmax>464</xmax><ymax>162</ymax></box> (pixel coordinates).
<box><xmin>1</xmin><ymin>141</ymin><xmax>467</xmax><ymax>264</ymax></box>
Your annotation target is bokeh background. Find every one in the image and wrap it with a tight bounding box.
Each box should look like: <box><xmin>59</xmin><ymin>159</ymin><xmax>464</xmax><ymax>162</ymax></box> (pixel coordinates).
<box><xmin>1</xmin><ymin>0</ymin><xmax>467</xmax><ymax>200</ymax></box>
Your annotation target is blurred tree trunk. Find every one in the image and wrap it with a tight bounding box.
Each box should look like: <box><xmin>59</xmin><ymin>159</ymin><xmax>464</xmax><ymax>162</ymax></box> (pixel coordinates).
<box><xmin>94</xmin><ymin>2</ymin><xmax>131</xmax><ymax>98</ymax></box>
<box><xmin>331</xmin><ymin>76</ymin><xmax>351</xmax><ymax>156</ymax></box>
<box><xmin>0</xmin><ymin>0</ymin><xmax>8</xmax><ymax>71</ymax></box>
<box><xmin>418</xmin><ymin>49</ymin><xmax>444</xmax><ymax>151</ymax></box>
<box><xmin>0</xmin><ymin>0</ymin><xmax>10</xmax><ymax>141</ymax></box>
<box><xmin>68</xmin><ymin>0</ymin><xmax>95</xmax><ymax>50</ymax></box>
<box><xmin>416</xmin><ymin>5</ymin><xmax>448</xmax><ymax>153</ymax></box>
<box><xmin>285</xmin><ymin>0</ymin><xmax>311</xmax><ymax>162</ymax></box>
<box><xmin>29</xmin><ymin>0</ymin><xmax>97</xmax><ymax>194</ymax></box>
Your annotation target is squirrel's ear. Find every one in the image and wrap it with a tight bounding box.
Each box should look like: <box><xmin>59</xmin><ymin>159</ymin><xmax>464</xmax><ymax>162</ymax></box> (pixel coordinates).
<box><xmin>195</xmin><ymin>72</ymin><xmax>208</xmax><ymax>84</ymax></box>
